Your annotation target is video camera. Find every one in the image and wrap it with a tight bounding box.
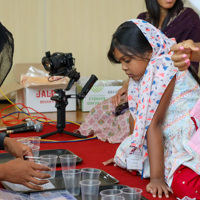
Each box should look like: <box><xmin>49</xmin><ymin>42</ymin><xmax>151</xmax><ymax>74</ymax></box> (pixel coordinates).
<box><xmin>41</xmin><ymin>51</ymin><xmax>97</xmax><ymax>97</ymax></box>
<box><xmin>42</xmin><ymin>51</ymin><xmax>79</xmax><ymax>77</ymax></box>
<box><xmin>42</xmin><ymin>51</ymin><xmax>81</xmax><ymax>90</ymax></box>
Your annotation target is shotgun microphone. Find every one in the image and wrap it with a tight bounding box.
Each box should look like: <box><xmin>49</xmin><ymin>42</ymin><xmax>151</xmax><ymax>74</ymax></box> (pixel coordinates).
<box><xmin>6</xmin><ymin>122</ymin><xmax>43</xmax><ymax>134</ymax></box>
<box><xmin>0</xmin><ymin>120</ymin><xmax>35</xmax><ymax>132</ymax></box>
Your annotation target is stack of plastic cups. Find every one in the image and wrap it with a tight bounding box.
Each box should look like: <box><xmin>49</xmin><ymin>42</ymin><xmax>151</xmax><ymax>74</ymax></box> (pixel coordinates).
<box><xmin>79</xmin><ymin>179</ymin><xmax>101</xmax><ymax>200</ymax></box>
<box><xmin>79</xmin><ymin>168</ymin><xmax>102</xmax><ymax>200</ymax></box>
<box><xmin>59</xmin><ymin>154</ymin><xmax>80</xmax><ymax>196</ymax></box>
<box><xmin>14</xmin><ymin>137</ymin><xmax>40</xmax><ymax>157</ymax></box>
<box><xmin>62</xmin><ymin>169</ymin><xmax>82</xmax><ymax>196</ymax></box>
<box><xmin>28</xmin><ymin>136</ymin><xmax>41</xmax><ymax>157</ymax></box>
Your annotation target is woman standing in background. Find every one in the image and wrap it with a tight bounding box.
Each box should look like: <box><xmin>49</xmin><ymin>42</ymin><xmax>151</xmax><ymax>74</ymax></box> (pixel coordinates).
<box><xmin>75</xmin><ymin>0</ymin><xmax>200</xmax><ymax>143</ymax></box>
<box><xmin>138</xmin><ymin>0</ymin><xmax>200</xmax><ymax>72</ymax></box>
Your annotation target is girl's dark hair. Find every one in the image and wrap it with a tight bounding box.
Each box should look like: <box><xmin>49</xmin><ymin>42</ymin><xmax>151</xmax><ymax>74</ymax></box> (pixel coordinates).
<box><xmin>145</xmin><ymin>0</ymin><xmax>184</xmax><ymax>30</ymax></box>
<box><xmin>107</xmin><ymin>21</ymin><xmax>152</xmax><ymax>64</ymax></box>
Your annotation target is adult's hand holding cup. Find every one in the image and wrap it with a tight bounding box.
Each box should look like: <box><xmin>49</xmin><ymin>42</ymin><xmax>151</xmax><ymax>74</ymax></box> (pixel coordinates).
<box><xmin>30</xmin><ymin>160</ymin><xmax>51</xmax><ymax>179</ymax></box>
<box><xmin>40</xmin><ymin>154</ymin><xmax>58</xmax><ymax>179</ymax></box>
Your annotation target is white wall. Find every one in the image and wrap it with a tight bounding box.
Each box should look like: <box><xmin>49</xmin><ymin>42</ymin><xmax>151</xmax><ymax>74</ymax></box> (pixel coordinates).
<box><xmin>185</xmin><ymin>0</ymin><xmax>200</xmax><ymax>14</ymax></box>
<box><xmin>0</xmin><ymin>0</ymin><xmax>146</xmax><ymax>90</ymax></box>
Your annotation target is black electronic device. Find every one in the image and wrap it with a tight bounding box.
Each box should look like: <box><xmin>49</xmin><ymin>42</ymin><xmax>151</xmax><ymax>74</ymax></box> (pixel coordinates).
<box><xmin>42</xmin><ymin>52</ymin><xmax>76</xmax><ymax>76</ymax></box>
<box><xmin>40</xmin><ymin>51</ymin><xmax>98</xmax><ymax>139</ymax></box>
<box><xmin>114</xmin><ymin>102</ymin><xmax>129</xmax><ymax>117</ymax></box>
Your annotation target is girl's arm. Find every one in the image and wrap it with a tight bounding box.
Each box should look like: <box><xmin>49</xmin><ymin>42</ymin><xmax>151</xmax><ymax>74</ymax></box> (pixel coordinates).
<box><xmin>146</xmin><ymin>76</ymin><xmax>175</xmax><ymax>198</ymax></box>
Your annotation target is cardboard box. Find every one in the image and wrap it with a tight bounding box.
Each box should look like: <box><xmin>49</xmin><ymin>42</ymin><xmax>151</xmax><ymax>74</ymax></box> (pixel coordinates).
<box><xmin>77</xmin><ymin>79</ymin><xmax>123</xmax><ymax>112</ymax></box>
<box><xmin>0</xmin><ymin>63</ymin><xmax>76</xmax><ymax>113</ymax></box>
<box><xmin>16</xmin><ymin>84</ymin><xmax>76</xmax><ymax>113</ymax></box>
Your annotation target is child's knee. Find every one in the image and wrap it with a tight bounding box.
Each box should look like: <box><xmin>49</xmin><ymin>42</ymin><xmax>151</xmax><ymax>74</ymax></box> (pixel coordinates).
<box><xmin>171</xmin><ymin>165</ymin><xmax>200</xmax><ymax>198</ymax></box>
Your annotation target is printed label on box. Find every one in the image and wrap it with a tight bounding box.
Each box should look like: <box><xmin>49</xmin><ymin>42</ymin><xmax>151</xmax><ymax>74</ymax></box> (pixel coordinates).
<box><xmin>81</xmin><ymin>86</ymin><xmax>121</xmax><ymax>111</ymax></box>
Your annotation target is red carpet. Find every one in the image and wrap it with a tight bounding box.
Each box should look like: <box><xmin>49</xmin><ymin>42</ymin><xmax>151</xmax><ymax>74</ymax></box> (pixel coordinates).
<box><xmin>1</xmin><ymin>124</ymin><xmax>176</xmax><ymax>200</ymax></box>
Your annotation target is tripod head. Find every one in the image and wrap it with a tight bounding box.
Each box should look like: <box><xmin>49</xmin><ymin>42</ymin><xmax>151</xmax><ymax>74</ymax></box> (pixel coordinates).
<box><xmin>50</xmin><ymin>74</ymin><xmax>98</xmax><ymax>104</ymax></box>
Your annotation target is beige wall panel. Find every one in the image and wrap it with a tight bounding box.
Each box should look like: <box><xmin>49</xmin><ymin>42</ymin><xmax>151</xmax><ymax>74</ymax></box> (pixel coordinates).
<box><xmin>0</xmin><ymin>0</ymin><xmax>46</xmax><ymax>86</ymax></box>
<box><xmin>44</xmin><ymin>0</ymin><xmax>145</xmax><ymax>80</ymax></box>
<box><xmin>0</xmin><ymin>0</ymin><xmax>145</xmax><ymax>90</ymax></box>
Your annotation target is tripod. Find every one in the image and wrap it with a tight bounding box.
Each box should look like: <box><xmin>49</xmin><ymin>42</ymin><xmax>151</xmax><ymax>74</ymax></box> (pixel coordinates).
<box><xmin>40</xmin><ymin>89</ymin><xmax>87</xmax><ymax>139</ymax></box>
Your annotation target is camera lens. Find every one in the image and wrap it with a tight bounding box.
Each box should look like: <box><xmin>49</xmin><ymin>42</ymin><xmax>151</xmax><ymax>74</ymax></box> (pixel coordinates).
<box><xmin>42</xmin><ymin>59</ymin><xmax>51</xmax><ymax>72</ymax></box>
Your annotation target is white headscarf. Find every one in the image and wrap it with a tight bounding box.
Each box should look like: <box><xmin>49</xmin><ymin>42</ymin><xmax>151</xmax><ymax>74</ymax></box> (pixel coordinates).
<box><xmin>114</xmin><ymin>19</ymin><xmax>178</xmax><ymax>168</ymax></box>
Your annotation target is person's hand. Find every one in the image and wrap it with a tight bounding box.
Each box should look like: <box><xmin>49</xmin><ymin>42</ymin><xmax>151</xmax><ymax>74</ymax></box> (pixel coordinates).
<box><xmin>171</xmin><ymin>39</ymin><xmax>199</xmax><ymax>71</ymax></box>
<box><xmin>111</xmin><ymin>81</ymin><xmax>129</xmax><ymax>107</ymax></box>
<box><xmin>4</xmin><ymin>137</ymin><xmax>33</xmax><ymax>159</ymax></box>
<box><xmin>102</xmin><ymin>158</ymin><xmax>116</xmax><ymax>166</ymax></box>
<box><xmin>1</xmin><ymin>158</ymin><xmax>51</xmax><ymax>190</ymax></box>
<box><xmin>146</xmin><ymin>178</ymin><xmax>172</xmax><ymax>198</ymax></box>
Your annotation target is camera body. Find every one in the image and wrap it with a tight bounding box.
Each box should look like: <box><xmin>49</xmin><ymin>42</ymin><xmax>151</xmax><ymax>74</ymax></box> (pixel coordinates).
<box><xmin>41</xmin><ymin>51</ymin><xmax>97</xmax><ymax>94</ymax></box>
<box><xmin>42</xmin><ymin>51</ymin><xmax>75</xmax><ymax>76</ymax></box>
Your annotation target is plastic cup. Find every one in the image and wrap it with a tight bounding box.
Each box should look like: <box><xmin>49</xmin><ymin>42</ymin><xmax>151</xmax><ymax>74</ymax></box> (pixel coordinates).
<box><xmin>15</xmin><ymin>136</ymin><xmax>41</xmax><ymax>157</ymax></box>
<box><xmin>14</xmin><ymin>137</ymin><xmax>30</xmax><ymax>145</ymax></box>
<box><xmin>121</xmin><ymin>188</ymin><xmax>143</xmax><ymax>200</ymax></box>
<box><xmin>59</xmin><ymin>154</ymin><xmax>77</xmax><ymax>171</ymax></box>
<box><xmin>100</xmin><ymin>189</ymin><xmax>122</xmax><ymax>197</ymax></box>
<box><xmin>33</xmin><ymin>160</ymin><xmax>50</xmax><ymax>173</ymax></box>
<box><xmin>63</xmin><ymin>169</ymin><xmax>81</xmax><ymax>196</ymax></box>
<box><xmin>32</xmin><ymin>145</ymin><xmax>40</xmax><ymax>157</ymax></box>
<box><xmin>102</xmin><ymin>196</ymin><xmax>125</xmax><ymax>200</ymax></box>
<box><xmin>80</xmin><ymin>179</ymin><xmax>101</xmax><ymax>200</ymax></box>
<box><xmin>30</xmin><ymin>160</ymin><xmax>50</xmax><ymax>182</ymax></box>
<box><xmin>28</xmin><ymin>136</ymin><xmax>41</xmax><ymax>148</ymax></box>
<box><xmin>81</xmin><ymin>168</ymin><xmax>101</xmax><ymax>180</ymax></box>
<box><xmin>40</xmin><ymin>154</ymin><xmax>58</xmax><ymax>179</ymax></box>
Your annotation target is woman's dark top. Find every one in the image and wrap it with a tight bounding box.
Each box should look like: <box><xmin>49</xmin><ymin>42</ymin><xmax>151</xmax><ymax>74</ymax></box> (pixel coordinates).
<box><xmin>137</xmin><ymin>8</ymin><xmax>200</xmax><ymax>73</ymax></box>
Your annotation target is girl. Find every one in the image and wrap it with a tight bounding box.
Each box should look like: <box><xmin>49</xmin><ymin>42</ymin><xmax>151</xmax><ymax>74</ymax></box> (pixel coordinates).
<box><xmin>76</xmin><ymin>0</ymin><xmax>200</xmax><ymax>144</ymax></box>
<box><xmin>107</xmin><ymin>19</ymin><xmax>200</xmax><ymax>199</ymax></box>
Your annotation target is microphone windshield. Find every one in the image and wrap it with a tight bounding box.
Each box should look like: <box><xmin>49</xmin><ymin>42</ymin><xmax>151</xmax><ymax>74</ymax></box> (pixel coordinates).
<box><xmin>34</xmin><ymin>123</ymin><xmax>43</xmax><ymax>132</ymax></box>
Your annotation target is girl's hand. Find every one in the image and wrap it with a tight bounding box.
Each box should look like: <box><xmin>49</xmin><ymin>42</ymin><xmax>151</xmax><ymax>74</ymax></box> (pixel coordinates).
<box><xmin>146</xmin><ymin>178</ymin><xmax>172</xmax><ymax>198</ymax></box>
<box><xmin>111</xmin><ymin>81</ymin><xmax>129</xmax><ymax>107</ymax></box>
<box><xmin>171</xmin><ymin>40</ymin><xmax>199</xmax><ymax>71</ymax></box>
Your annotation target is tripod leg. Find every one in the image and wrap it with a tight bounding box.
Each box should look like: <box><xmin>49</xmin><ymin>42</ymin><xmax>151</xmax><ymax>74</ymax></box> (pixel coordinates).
<box><xmin>42</xmin><ymin>89</ymin><xmax>87</xmax><ymax>139</ymax></box>
<box><xmin>63</xmin><ymin>130</ymin><xmax>87</xmax><ymax>138</ymax></box>
<box><xmin>40</xmin><ymin>131</ymin><xmax>58</xmax><ymax>139</ymax></box>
